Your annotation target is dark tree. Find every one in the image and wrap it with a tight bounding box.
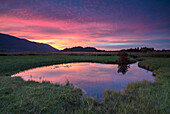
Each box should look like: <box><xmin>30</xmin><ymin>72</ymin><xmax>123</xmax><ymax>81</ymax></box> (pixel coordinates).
<box><xmin>118</xmin><ymin>52</ymin><xmax>129</xmax><ymax>65</ymax></box>
<box><xmin>117</xmin><ymin>52</ymin><xmax>130</xmax><ymax>74</ymax></box>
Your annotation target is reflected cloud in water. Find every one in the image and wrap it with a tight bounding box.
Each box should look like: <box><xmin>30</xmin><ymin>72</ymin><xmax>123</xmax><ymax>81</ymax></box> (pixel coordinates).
<box><xmin>12</xmin><ymin>62</ymin><xmax>155</xmax><ymax>99</ymax></box>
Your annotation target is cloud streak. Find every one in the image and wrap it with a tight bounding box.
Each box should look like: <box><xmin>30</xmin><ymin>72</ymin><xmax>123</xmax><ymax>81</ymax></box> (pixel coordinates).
<box><xmin>0</xmin><ymin>0</ymin><xmax>170</xmax><ymax>50</ymax></box>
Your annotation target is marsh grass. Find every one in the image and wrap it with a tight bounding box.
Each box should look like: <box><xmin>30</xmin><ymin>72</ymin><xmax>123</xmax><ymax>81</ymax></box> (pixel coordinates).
<box><xmin>0</xmin><ymin>76</ymin><xmax>84</xmax><ymax>113</ymax></box>
<box><xmin>0</xmin><ymin>55</ymin><xmax>169</xmax><ymax>113</ymax></box>
<box><xmin>0</xmin><ymin>51</ymin><xmax>119</xmax><ymax>56</ymax></box>
<box><xmin>0</xmin><ymin>55</ymin><xmax>120</xmax><ymax>76</ymax></box>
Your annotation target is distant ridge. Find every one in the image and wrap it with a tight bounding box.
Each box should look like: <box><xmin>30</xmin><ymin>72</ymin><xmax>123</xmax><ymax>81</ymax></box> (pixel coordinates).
<box><xmin>61</xmin><ymin>46</ymin><xmax>103</xmax><ymax>52</ymax></box>
<box><xmin>0</xmin><ymin>33</ymin><xmax>59</xmax><ymax>52</ymax></box>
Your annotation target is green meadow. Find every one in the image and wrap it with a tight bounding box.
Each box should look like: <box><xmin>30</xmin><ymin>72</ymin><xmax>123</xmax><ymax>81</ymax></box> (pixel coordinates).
<box><xmin>0</xmin><ymin>53</ymin><xmax>169</xmax><ymax>113</ymax></box>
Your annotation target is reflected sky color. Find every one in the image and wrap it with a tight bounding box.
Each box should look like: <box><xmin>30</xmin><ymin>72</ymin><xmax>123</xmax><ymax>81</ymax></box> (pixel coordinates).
<box><xmin>12</xmin><ymin>62</ymin><xmax>155</xmax><ymax>99</ymax></box>
<box><xmin>0</xmin><ymin>0</ymin><xmax>170</xmax><ymax>50</ymax></box>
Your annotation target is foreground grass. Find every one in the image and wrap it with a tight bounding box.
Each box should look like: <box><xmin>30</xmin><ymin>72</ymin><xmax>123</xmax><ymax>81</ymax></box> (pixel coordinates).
<box><xmin>0</xmin><ymin>55</ymin><xmax>169</xmax><ymax>113</ymax></box>
<box><xmin>0</xmin><ymin>77</ymin><xmax>83</xmax><ymax>113</ymax></box>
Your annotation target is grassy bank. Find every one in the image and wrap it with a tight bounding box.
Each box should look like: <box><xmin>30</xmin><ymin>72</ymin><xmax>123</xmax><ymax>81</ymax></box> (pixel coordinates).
<box><xmin>0</xmin><ymin>55</ymin><xmax>169</xmax><ymax>113</ymax></box>
<box><xmin>0</xmin><ymin>77</ymin><xmax>83</xmax><ymax>113</ymax></box>
<box><xmin>0</xmin><ymin>55</ymin><xmax>116</xmax><ymax>76</ymax></box>
<box><xmin>98</xmin><ymin>57</ymin><xmax>170</xmax><ymax>113</ymax></box>
<box><xmin>0</xmin><ymin>55</ymin><xmax>136</xmax><ymax>76</ymax></box>
<box><xmin>0</xmin><ymin>51</ymin><xmax>119</xmax><ymax>56</ymax></box>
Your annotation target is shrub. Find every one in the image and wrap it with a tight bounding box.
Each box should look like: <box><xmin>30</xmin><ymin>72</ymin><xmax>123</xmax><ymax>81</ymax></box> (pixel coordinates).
<box><xmin>118</xmin><ymin>52</ymin><xmax>129</xmax><ymax>65</ymax></box>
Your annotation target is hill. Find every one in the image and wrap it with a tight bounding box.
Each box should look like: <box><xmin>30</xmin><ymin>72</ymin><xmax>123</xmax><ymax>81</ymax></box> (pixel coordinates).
<box><xmin>0</xmin><ymin>33</ymin><xmax>58</xmax><ymax>52</ymax></box>
<box><xmin>61</xmin><ymin>46</ymin><xmax>102</xmax><ymax>52</ymax></box>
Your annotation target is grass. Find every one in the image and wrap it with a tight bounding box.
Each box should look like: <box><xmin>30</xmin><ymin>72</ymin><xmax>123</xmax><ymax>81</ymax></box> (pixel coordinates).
<box><xmin>0</xmin><ymin>54</ymin><xmax>169</xmax><ymax>113</ymax></box>
<box><xmin>0</xmin><ymin>55</ymin><xmax>136</xmax><ymax>76</ymax></box>
<box><xmin>0</xmin><ymin>77</ymin><xmax>84</xmax><ymax>113</ymax></box>
<box><xmin>0</xmin><ymin>51</ymin><xmax>119</xmax><ymax>56</ymax></box>
<box><xmin>94</xmin><ymin>57</ymin><xmax>170</xmax><ymax>113</ymax></box>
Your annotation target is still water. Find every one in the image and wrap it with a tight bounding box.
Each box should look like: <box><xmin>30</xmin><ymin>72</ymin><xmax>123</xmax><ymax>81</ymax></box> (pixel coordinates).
<box><xmin>12</xmin><ymin>62</ymin><xmax>154</xmax><ymax>99</ymax></box>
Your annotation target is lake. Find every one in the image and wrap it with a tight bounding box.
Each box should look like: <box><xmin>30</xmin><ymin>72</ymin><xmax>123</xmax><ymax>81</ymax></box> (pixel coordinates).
<box><xmin>12</xmin><ymin>62</ymin><xmax>155</xmax><ymax>100</ymax></box>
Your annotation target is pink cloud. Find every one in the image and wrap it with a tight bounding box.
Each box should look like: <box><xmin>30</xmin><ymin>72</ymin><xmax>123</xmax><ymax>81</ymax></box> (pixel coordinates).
<box><xmin>0</xmin><ymin>5</ymin><xmax>169</xmax><ymax>50</ymax></box>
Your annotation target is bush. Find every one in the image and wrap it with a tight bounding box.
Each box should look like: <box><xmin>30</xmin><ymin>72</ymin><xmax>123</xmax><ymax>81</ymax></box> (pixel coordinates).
<box><xmin>118</xmin><ymin>52</ymin><xmax>129</xmax><ymax>65</ymax></box>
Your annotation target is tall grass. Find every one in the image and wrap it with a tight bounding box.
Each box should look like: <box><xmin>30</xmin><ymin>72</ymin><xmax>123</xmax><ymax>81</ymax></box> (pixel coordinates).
<box><xmin>0</xmin><ymin>54</ymin><xmax>169</xmax><ymax>113</ymax></box>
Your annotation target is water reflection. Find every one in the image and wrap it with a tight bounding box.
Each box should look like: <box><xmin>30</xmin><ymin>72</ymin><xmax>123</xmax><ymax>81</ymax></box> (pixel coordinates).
<box><xmin>12</xmin><ymin>62</ymin><xmax>155</xmax><ymax>99</ymax></box>
<box><xmin>117</xmin><ymin>64</ymin><xmax>130</xmax><ymax>74</ymax></box>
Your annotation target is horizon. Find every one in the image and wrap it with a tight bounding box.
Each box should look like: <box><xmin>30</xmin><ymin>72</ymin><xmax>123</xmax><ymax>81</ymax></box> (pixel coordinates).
<box><xmin>0</xmin><ymin>0</ymin><xmax>170</xmax><ymax>50</ymax></box>
<box><xmin>1</xmin><ymin>32</ymin><xmax>168</xmax><ymax>51</ymax></box>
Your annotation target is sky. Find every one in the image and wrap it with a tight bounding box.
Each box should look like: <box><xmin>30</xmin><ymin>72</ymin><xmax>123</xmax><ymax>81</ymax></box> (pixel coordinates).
<box><xmin>0</xmin><ymin>0</ymin><xmax>170</xmax><ymax>50</ymax></box>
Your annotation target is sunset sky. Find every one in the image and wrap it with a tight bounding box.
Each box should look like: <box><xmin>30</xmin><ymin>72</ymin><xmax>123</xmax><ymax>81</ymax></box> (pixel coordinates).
<box><xmin>0</xmin><ymin>0</ymin><xmax>170</xmax><ymax>50</ymax></box>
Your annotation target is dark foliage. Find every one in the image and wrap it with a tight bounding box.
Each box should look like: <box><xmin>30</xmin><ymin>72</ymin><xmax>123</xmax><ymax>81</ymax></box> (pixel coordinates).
<box><xmin>117</xmin><ymin>52</ymin><xmax>130</xmax><ymax>74</ymax></box>
<box><xmin>121</xmin><ymin>47</ymin><xmax>155</xmax><ymax>52</ymax></box>
<box><xmin>118</xmin><ymin>52</ymin><xmax>129</xmax><ymax>65</ymax></box>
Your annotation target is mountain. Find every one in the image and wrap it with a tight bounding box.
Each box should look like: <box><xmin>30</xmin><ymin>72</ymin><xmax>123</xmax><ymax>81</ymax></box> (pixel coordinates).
<box><xmin>61</xmin><ymin>46</ymin><xmax>101</xmax><ymax>52</ymax></box>
<box><xmin>0</xmin><ymin>33</ymin><xmax>59</xmax><ymax>52</ymax></box>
